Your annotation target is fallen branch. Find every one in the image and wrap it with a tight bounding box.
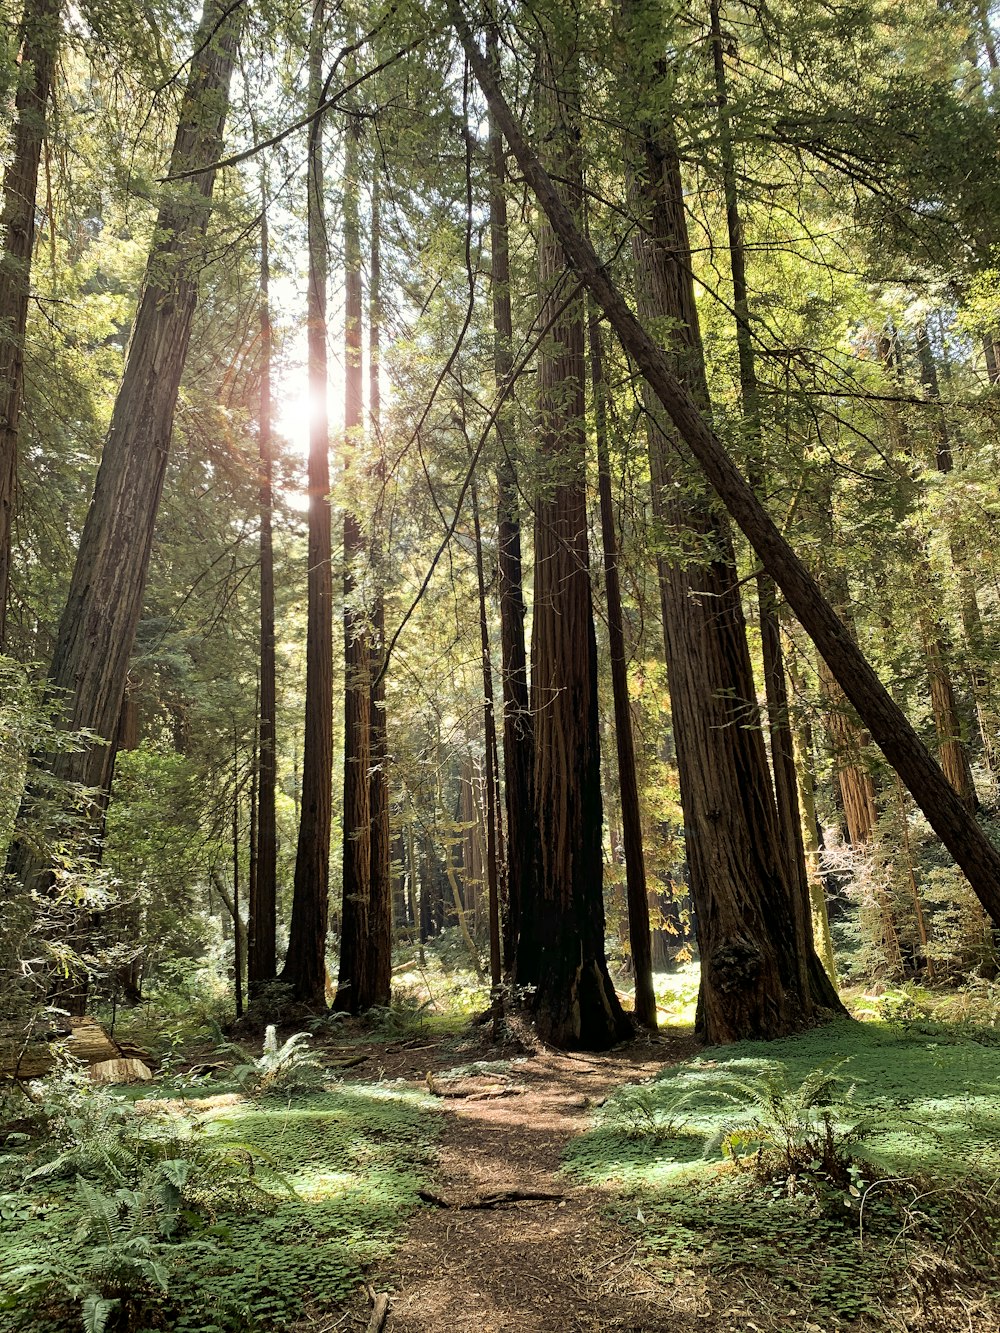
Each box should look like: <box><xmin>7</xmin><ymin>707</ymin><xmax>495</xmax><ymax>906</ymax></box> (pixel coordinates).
<box><xmin>365</xmin><ymin>1292</ymin><xmax>390</xmax><ymax>1333</ymax></box>
<box><xmin>418</xmin><ymin>1188</ymin><xmax>564</xmax><ymax>1210</ymax></box>
<box><xmin>424</xmin><ymin>1072</ymin><xmax>523</xmax><ymax>1099</ymax></box>
<box><xmin>328</xmin><ymin>1053</ymin><xmax>368</xmax><ymax>1070</ymax></box>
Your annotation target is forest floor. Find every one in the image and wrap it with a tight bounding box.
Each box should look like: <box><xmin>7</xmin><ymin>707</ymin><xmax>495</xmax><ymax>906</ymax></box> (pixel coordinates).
<box><xmin>5</xmin><ymin>974</ymin><xmax>1000</xmax><ymax>1333</ymax></box>
<box><xmin>340</xmin><ymin>1030</ymin><xmax>698</xmax><ymax>1333</ymax></box>
<box><xmin>303</xmin><ymin>1004</ymin><xmax>1000</xmax><ymax>1333</ymax></box>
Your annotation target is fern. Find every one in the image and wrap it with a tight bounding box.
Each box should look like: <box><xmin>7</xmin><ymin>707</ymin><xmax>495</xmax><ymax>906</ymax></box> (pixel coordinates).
<box><xmin>229</xmin><ymin>1027</ymin><xmax>327</xmax><ymax>1097</ymax></box>
<box><xmin>707</xmin><ymin>1060</ymin><xmax>887</xmax><ymax>1184</ymax></box>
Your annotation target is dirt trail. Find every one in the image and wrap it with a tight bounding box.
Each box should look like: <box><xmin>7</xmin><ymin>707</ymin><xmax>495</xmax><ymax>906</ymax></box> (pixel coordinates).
<box><xmin>360</xmin><ymin>1033</ymin><xmax>706</xmax><ymax>1333</ymax></box>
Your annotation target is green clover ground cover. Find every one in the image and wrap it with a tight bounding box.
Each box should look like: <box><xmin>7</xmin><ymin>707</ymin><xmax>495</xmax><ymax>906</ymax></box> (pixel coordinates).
<box><xmin>565</xmin><ymin>1018</ymin><xmax>1000</xmax><ymax>1325</ymax></box>
<box><xmin>1</xmin><ymin>1080</ymin><xmax>438</xmax><ymax>1333</ymax></box>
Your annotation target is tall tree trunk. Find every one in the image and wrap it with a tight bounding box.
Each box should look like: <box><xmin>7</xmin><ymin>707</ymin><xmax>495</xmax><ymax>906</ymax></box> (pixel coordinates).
<box><xmin>0</xmin><ymin>0</ymin><xmax>61</xmax><ymax>648</ymax></box>
<box><xmin>486</xmin><ymin>19</ymin><xmax>535</xmax><ymax>972</ymax></box>
<box><xmin>709</xmin><ymin>0</ymin><xmax>828</xmax><ymax>989</ymax></box>
<box><xmin>471</xmin><ymin>477</ymin><xmax>503</xmax><ymax>991</ymax></box>
<box><xmin>250</xmin><ymin>196</ymin><xmax>278</xmax><ymax>989</ymax></box>
<box><xmin>512</xmin><ymin>12</ymin><xmax>629</xmax><ymax>1049</ymax></box>
<box><xmin>620</xmin><ymin>0</ymin><xmax>839</xmax><ymax>1041</ymax></box>
<box><xmin>449</xmin><ymin>0</ymin><xmax>1000</xmax><ymax>928</ymax></box>
<box><xmin>786</xmin><ymin>673</ymin><xmax>838</xmax><ymax>982</ymax></box>
<box><xmin>367</xmin><ymin>171</ymin><xmax>392</xmax><ymax>1006</ymax></box>
<box><xmin>334</xmin><ymin>111</ymin><xmax>373</xmax><ymax>1013</ymax></box>
<box><xmin>916</xmin><ymin>319</ymin><xmax>996</xmax><ymax>778</ymax></box>
<box><xmin>281</xmin><ymin>0</ymin><xmax>334</xmax><ymax>1008</ymax></box>
<box><xmin>878</xmin><ymin>328</ymin><xmax>978</xmax><ymax>812</ymax></box>
<box><xmin>232</xmin><ymin>736</ymin><xmax>244</xmax><ymax>1020</ymax></box>
<box><xmin>815</xmin><ymin>562</ymin><xmax>879</xmax><ymax>847</ymax></box>
<box><xmin>7</xmin><ymin>0</ymin><xmax>243</xmax><ymax>892</ymax></box>
<box><xmin>588</xmin><ymin>308</ymin><xmax>656</xmax><ymax>1030</ymax></box>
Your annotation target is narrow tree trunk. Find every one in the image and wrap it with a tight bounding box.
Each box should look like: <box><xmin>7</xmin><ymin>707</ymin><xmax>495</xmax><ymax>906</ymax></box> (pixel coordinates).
<box><xmin>450</xmin><ymin>0</ymin><xmax>1000</xmax><ymax>926</ymax></box>
<box><xmin>879</xmin><ymin>328</ymin><xmax>978</xmax><ymax>812</ymax></box>
<box><xmin>250</xmin><ymin>196</ymin><xmax>277</xmax><ymax>989</ymax></box>
<box><xmin>281</xmin><ymin>0</ymin><xmax>334</xmax><ymax>1007</ymax></box>
<box><xmin>232</xmin><ymin>737</ymin><xmax>244</xmax><ymax>1019</ymax></box>
<box><xmin>787</xmin><ymin>687</ymin><xmax>838</xmax><ymax>982</ymax></box>
<box><xmin>818</xmin><ymin>652</ymin><xmax>879</xmax><ymax>847</ymax></box>
<box><xmin>116</xmin><ymin>686</ymin><xmax>139</xmax><ymax>752</ymax></box>
<box><xmin>917</xmin><ymin>319</ymin><xmax>996</xmax><ymax>778</ymax></box>
<box><xmin>366</xmin><ymin>170</ymin><xmax>392</xmax><ymax>1006</ymax></box>
<box><xmin>512</xmin><ymin>16</ymin><xmax>630</xmax><ymax>1049</ymax></box>
<box><xmin>211</xmin><ymin>867</ymin><xmax>248</xmax><ymax>987</ymax></box>
<box><xmin>248</xmin><ymin>715</ymin><xmax>259</xmax><ymax>980</ymax></box>
<box><xmin>7</xmin><ymin>0</ymin><xmax>243</xmax><ymax>893</ymax></box>
<box><xmin>471</xmin><ymin>478</ymin><xmax>502</xmax><ymax>992</ymax></box>
<box><xmin>486</xmin><ymin>19</ymin><xmax>535</xmax><ymax>972</ymax></box>
<box><xmin>0</xmin><ymin>0</ymin><xmax>61</xmax><ymax>648</ymax></box>
<box><xmin>588</xmin><ymin>307</ymin><xmax>656</xmax><ymax>1030</ymax></box>
<box><xmin>334</xmin><ymin>110</ymin><xmax>373</xmax><ymax>1014</ymax></box>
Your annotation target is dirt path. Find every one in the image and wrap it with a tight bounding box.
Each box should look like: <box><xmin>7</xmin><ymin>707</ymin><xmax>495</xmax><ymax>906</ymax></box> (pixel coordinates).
<box><xmin>355</xmin><ymin>1032</ymin><xmax>706</xmax><ymax>1333</ymax></box>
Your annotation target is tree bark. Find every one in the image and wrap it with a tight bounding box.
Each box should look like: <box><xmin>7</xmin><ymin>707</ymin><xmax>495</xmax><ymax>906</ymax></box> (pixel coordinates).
<box><xmin>367</xmin><ymin>170</ymin><xmax>392</xmax><ymax>1006</ymax></box>
<box><xmin>511</xmin><ymin>13</ymin><xmax>630</xmax><ymax>1050</ymax></box>
<box><xmin>448</xmin><ymin>0</ymin><xmax>1000</xmax><ymax>927</ymax></box>
<box><xmin>281</xmin><ymin>0</ymin><xmax>334</xmax><ymax>1008</ymax></box>
<box><xmin>7</xmin><ymin>0</ymin><xmax>243</xmax><ymax>892</ymax></box>
<box><xmin>250</xmin><ymin>196</ymin><xmax>278</xmax><ymax>989</ymax></box>
<box><xmin>486</xmin><ymin>18</ymin><xmax>535</xmax><ymax>973</ymax></box>
<box><xmin>471</xmin><ymin>477</ymin><xmax>503</xmax><ymax>992</ymax></box>
<box><xmin>334</xmin><ymin>110</ymin><xmax>373</xmax><ymax>1014</ymax></box>
<box><xmin>616</xmin><ymin>0</ymin><xmax>840</xmax><ymax>1041</ymax></box>
<box><xmin>588</xmin><ymin>309</ymin><xmax>656</xmax><ymax>1031</ymax></box>
<box><xmin>0</xmin><ymin>0</ymin><xmax>61</xmax><ymax>648</ymax></box>
<box><xmin>709</xmin><ymin>0</ymin><xmax>829</xmax><ymax>999</ymax></box>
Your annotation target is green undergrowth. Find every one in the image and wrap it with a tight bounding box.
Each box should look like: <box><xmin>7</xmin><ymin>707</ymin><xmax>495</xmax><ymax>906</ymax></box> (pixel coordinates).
<box><xmin>565</xmin><ymin>1018</ymin><xmax>1000</xmax><ymax>1326</ymax></box>
<box><xmin>1</xmin><ymin>1074</ymin><xmax>438</xmax><ymax>1333</ymax></box>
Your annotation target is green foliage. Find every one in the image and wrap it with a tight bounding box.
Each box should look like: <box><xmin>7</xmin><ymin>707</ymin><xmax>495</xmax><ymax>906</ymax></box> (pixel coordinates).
<box><xmin>1</xmin><ymin>1064</ymin><xmax>438</xmax><ymax>1333</ymax></box>
<box><xmin>566</xmin><ymin>1019</ymin><xmax>1000</xmax><ymax>1322</ymax></box>
<box><xmin>226</xmin><ymin>1027</ymin><xmax>327</xmax><ymax>1098</ymax></box>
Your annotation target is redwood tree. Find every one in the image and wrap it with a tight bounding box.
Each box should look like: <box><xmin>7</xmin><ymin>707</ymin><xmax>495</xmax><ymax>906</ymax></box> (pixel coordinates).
<box><xmin>512</xmin><ymin>8</ymin><xmax>631</xmax><ymax>1049</ymax></box>
<box><xmin>7</xmin><ymin>0</ymin><xmax>243</xmax><ymax>892</ymax></box>
<box><xmin>281</xmin><ymin>0</ymin><xmax>334</xmax><ymax>1007</ymax></box>
<box><xmin>448</xmin><ymin>0</ymin><xmax>1000</xmax><ymax>933</ymax></box>
<box><xmin>0</xmin><ymin>0</ymin><xmax>61</xmax><ymax>648</ymax></box>
<box><xmin>486</xmin><ymin>18</ymin><xmax>535</xmax><ymax>971</ymax></box>
<box><xmin>333</xmin><ymin>111</ymin><xmax>373</xmax><ymax>1014</ymax></box>
<box><xmin>249</xmin><ymin>196</ymin><xmax>278</xmax><ymax>990</ymax></box>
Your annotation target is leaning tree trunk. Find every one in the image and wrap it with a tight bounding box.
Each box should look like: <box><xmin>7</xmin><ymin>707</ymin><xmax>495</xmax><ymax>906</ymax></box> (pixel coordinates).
<box><xmin>446</xmin><ymin>0</ymin><xmax>1000</xmax><ymax>927</ymax></box>
<box><xmin>7</xmin><ymin>0</ymin><xmax>243</xmax><ymax>893</ymax></box>
<box><xmin>512</xmin><ymin>11</ymin><xmax>630</xmax><ymax>1050</ymax></box>
<box><xmin>0</xmin><ymin>0</ymin><xmax>61</xmax><ymax>649</ymax></box>
<box><xmin>486</xmin><ymin>18</ymin><xmax>535</xmax><ymax>971</ymax></box>
<box><xmin>333</xmin><ymin>111</ymin><xmax>373</xmax><ymax>1014</ymax></box>
<box><xmin>281</xmin><ymin>0</ymin><xmax>334</xmax><ymax>1008</ymax></box>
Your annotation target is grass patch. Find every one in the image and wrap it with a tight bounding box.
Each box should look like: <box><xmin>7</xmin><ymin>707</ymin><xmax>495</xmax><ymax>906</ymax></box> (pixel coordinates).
<box><xmin>566</xmin><ymin>1017</ymin><xmax>1000</xmax><ymax>1326</ymax></box>
<box><xmin>1</xmin><ymin>1074</ymin><xmax>438</xmax><ymax>1332</ymax></box>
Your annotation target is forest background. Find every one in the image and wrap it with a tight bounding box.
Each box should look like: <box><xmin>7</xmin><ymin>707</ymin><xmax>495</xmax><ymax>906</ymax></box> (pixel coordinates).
<box><xmin>1</xmin><ymin>0</ymin><xmax>1000</xmax><ymax>1050</ymax></box>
